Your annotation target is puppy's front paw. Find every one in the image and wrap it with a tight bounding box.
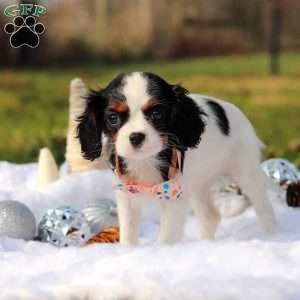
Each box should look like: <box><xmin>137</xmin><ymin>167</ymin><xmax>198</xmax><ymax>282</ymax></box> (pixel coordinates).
<box><xmin>120</xmin><ymin>234</ymin><xmax>139</xmax><ymax>246</ymax></box>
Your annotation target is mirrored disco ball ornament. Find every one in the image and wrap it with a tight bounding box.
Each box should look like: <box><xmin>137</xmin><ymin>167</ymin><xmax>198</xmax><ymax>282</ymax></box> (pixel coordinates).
<box><xmin>0</xmin><ymin>200</ymin><xmax>36</xmax><ymax>240</ymax></box>
<box><xmin>82</xmin><ymin>199</ymin><xmax>118</xmax><ymax>234</ymax></box>
<box><xmin>38</xmin><ymin>206</ymin><xmax>92</xmax><ymax>247</ymax></box>
<box><xmin>261</xmin><ymin>158</ymin><xmax>300</xmax><ymax>187</ymax></box>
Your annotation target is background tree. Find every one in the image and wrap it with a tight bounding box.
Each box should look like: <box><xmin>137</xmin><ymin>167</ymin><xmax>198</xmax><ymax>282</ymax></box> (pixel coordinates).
<box><xmin>269</xmin><ymin>0</ymin><xmax>285</xmax><ymax>75</ymax></box>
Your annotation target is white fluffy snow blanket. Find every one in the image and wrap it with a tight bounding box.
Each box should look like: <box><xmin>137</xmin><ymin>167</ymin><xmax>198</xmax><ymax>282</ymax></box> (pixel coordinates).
<box><xmin>0</xmin><ymin>161</ymin><xmax>299</xmax><ymax>300</ymax></box>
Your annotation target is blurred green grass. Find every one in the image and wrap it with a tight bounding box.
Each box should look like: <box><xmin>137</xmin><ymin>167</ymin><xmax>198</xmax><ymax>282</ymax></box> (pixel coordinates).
<box><xmin>0</xmin><ymin>52</ymin><xmax>299</xmax><ymax>167</ymax></box>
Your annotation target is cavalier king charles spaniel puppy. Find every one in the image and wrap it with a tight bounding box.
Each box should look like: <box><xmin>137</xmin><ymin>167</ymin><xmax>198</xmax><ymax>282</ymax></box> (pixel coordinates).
<box><xmin>77</xmin><ymin>72</ymin><xmax>278</xmax><ymax>245</ymax></box>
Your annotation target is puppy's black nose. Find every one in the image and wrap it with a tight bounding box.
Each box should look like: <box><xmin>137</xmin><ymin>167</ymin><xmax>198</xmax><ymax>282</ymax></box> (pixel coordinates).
<box><xmin>129</xmin><ymin>132</ymin><xmax>145</xmax><ymax>147</ymax></box>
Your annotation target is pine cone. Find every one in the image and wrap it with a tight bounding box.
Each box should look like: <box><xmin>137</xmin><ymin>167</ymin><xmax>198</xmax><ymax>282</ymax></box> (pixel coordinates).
<box><xmin>287</xmin><ymin>181</ymin><xmax>300</xmax><ymax>207</ymax></box>
<box><xmin>86</xmin><ymin>227</ymin><xmax>120</xmax><ymax>245</ymax></box>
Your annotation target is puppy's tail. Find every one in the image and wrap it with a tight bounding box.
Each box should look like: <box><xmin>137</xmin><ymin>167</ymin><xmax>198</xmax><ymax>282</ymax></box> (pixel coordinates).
<box><xmin>37</xmin><ymin>147</ymin><xmax>59</xmax><ymax>187</ymax></box>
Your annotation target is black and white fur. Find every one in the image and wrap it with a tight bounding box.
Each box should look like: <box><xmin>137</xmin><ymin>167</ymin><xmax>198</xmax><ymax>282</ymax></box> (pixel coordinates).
<box><xmin>77</xmin><ymin>72</ymin><xmax>278</xmax><ymax>245</ymax></box>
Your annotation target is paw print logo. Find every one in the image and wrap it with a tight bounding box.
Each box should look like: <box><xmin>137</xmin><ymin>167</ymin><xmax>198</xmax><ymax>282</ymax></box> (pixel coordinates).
<box><xmin>4</xmin><ymin>16</ymin><xmax>45</xmax><ymax>48</ymax></box>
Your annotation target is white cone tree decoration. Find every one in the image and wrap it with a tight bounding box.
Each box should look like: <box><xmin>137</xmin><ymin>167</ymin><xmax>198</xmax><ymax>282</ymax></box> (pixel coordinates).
<box><xmin>37</xmin><ymin>147</ymin><xmax>59</xmax><ymax>187</ymax></box>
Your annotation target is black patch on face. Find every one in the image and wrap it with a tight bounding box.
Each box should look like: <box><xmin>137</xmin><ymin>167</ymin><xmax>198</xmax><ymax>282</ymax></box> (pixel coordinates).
<box><xmin>143</xmin><ymin>72</ymin><xmax>207</xmax><ymax>150</ymax></box>
<box><xmin>104</xmin><ymin>107</ymin><xmax>129</xmax><ymax>135</ymax></box>
<box><xmin>142</xmin><ymin>72</ymin><xmax>207</xmax><ymax>178</ymax></box>
<box><xmin>206</xmin><ymin>99</ymin><xmax>230</xmax><ymax>136</ymax></box>
<box><xmin>143</xmin><ymin>103</ymin><xmax>169</xmax><ymax>131</ymax></box>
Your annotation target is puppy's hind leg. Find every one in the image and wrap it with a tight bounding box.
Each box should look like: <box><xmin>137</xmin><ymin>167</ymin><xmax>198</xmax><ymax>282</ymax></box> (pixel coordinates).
<box><xmin>231</xmin><ymin>158</ymin><xmax>278</xmax><ymax>235</ymax></box>
<box><xmin>190</xmin><ymin>184</ymin><xmax>221</xmax><ymax>240</ymax></box>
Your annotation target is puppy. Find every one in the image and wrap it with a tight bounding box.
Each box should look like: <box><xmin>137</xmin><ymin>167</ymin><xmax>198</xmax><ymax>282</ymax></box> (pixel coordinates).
<box><xmin>77</xmin><ymin>72</ymin><xmax>278</xmax><ymax>245</ymax></box>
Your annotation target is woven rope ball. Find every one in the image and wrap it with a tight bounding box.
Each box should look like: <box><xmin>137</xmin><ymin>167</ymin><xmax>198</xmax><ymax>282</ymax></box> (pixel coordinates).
<box><xmin>86</xmin><ymin>227</ymin><xmax>120</xmax><ymax>245</ymax></box>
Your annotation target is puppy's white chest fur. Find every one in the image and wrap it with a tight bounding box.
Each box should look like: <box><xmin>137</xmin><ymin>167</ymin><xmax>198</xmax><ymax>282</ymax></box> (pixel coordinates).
<box><xmin>125</xmin><ymin>156</ymin><xmax>162</xmax><ymax>184</ymax></box>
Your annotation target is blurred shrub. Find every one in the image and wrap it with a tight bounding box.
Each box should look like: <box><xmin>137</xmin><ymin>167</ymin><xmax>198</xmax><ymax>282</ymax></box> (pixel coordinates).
<box><xmin>167</xmin><ymin>28</ymin><xmax>255</xmax><ymax>58</ymax></box>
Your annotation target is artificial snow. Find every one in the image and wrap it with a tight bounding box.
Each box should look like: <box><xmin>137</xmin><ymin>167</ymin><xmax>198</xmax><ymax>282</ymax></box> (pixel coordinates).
<box><xmin>0</xmin><ymin>161</ymin><xmax>300</xmax><ymax>300</ymax></box>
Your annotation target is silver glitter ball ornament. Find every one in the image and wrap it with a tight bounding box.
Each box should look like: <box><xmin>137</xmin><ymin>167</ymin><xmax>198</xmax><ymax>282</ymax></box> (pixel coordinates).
<box><xmin>38</xmin><ymin>206</ymin><xmax>92</xmax><ymax>247</ymax></box>
<box><xmin>82</xmin><ymin>199</ymin><xmax>118</xmax><ymax>234</ymax></box>
<box><xmin>261</xmin><ymin>158</ymin><xmax>300</xmax><ymax>187</ymax></box>
<box><xmin>214</xmin><ymin>177</ymin><xmax>250</xmax><ymax>218</ymax></box>
<box><xmin>217</xmin><ymin>178</ymin><xmax>243</xmax><ymax>195</ymax></box>
<box><xmin>0</xmin><ymin>200</ymin><xmax>36</xmax><ymax>240</ymax></box>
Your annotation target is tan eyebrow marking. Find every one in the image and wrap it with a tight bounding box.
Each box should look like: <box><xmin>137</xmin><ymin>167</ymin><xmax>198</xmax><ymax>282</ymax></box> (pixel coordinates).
<box><xmin>142</xmin><ymin>97</ymin><xmax>157</xmax><ymax>112</ymax></box>
<box><xmin>112</xmin><ymin>132</ymin><xmax>118</xmax><ymax>142</ymax></box>
<box><xmin>110</xmin><ymin>102</ymin><xmax>129</xmax><ymax>113</ymax></box>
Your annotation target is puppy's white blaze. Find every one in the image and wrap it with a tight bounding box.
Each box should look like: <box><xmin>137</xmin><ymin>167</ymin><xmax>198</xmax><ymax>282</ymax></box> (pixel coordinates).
<box><xmin>122</xmin><ymin>72</ymin><xmax>150</xmax><ymax>110</ymax></box>
<box><xmin>116</xmin><ymin>110</ymin><xmax>163</xmax><ymax>159</ymax></box>
<box><xmin>117</xmin><ymin>72</ymin><xmax>163</xmax><ymax>159</ymax></box>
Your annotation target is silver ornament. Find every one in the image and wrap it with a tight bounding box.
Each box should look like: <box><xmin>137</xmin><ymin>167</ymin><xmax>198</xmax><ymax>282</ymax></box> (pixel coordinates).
<box><xmin>217</xmin><ymin>178</ymin><xmax>242</xmax><ymax>195</ymax></box>
<box><xmin>0</xmin><ymin>200</ymin><xmax>36</xmax><ymax>241</ymax></box>
<box><xmin>38</xmin><ymin>206</ymin><xmax>92</xmax><ymax>247</ymax></box>
<box><xmin>214</xmin><ymin>177</ymin><xmax>250</xmax><ymax>218</ymax></box>
<box><xmin>261</xmin><ymin>158</ymin><xmax>300</xmax><ymax>187</ymax></box>
<box><xmin>82</xmin><ymin>199</ymin><xmax>118</xmax><ymax>234</ymax></box>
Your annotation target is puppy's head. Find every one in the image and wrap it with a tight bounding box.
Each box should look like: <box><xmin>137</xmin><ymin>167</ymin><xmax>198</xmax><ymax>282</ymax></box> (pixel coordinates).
<box><xmin>77</xmin><ymin>72</ymin><xmax>205</xmax><ymax>162</ymax></box>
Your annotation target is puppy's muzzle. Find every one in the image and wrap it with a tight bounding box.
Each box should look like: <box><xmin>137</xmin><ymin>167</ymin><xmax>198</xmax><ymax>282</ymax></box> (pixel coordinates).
<box><xmin>129</xmin><ymin>132</ymin><xmax>145</xmax><ymax>148</ymax></box>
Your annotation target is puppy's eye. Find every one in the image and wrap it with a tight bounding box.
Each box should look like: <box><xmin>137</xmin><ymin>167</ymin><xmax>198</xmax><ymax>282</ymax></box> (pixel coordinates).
<box><xmin>149</xmin><ymin>109</ymin><xmax>163</xmax><ymax>121</ymax></box>
<box><xmin>107</xmin><ymin>112</ymin><xmax>120</xmax><ymax>126</ymax></box>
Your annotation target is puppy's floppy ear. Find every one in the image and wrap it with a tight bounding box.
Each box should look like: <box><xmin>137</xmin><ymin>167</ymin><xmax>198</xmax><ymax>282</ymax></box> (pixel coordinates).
<box><xmin>77</xmin><ymin>90</ymin><xmax>107</xmax><ymax>161</ymax></box>
<box><xmin>171</xmin><ymin>84</ymin><xmax>206</xmax><ymax>149</ymax></box>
